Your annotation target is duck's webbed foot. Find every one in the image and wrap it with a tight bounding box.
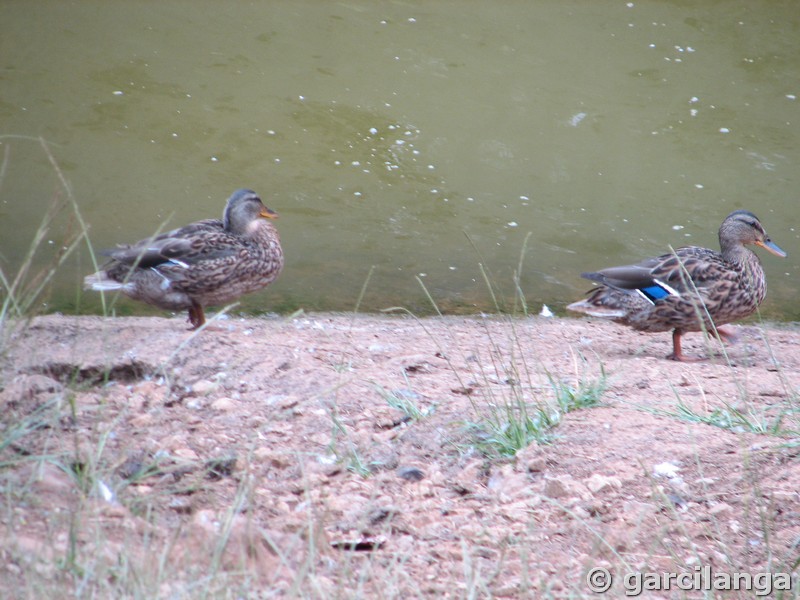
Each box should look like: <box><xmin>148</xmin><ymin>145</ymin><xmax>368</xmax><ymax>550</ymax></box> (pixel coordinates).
<box><xmin>715</xmin><ymin>326</ymin><xmax>739</xmax><ymax>345</ymax></box>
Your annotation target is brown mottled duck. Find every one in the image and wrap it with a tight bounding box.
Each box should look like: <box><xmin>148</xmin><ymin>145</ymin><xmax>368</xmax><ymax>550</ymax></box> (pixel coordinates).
<box><xmin>84</xmin><ymin>189</ymin><xmax>284</xmax><ymax>329</ymax></box>
<box><xmin>567</xmin><ymin>210</ymin><xmax>785</xmax><ymax>361</ymax></box>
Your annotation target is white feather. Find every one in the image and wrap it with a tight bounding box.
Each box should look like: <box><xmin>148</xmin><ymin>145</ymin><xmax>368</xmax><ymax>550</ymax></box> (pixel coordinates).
<box><xmin>84</xmin><ymin>273</ymin><xmax>128</xmax><ymax>292</ymax></box>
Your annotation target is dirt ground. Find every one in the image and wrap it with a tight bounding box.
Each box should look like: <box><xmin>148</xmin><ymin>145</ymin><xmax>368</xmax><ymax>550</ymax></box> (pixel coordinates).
<box><xmin>1</xmin><ymin>312</ymin><xmax>799</xmax><ymax>598</ymax></box>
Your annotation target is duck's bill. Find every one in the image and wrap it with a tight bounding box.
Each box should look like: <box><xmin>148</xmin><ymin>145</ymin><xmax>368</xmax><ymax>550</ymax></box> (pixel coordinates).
<box><xmin>260</xmin><ymin>207</ymin><xmax>279</xmax><ymax>219</ymax></box>
<box><xmin>757</xmin><ymin>239</ymin><xmax>787</xmax><ymax>257</ymax></box>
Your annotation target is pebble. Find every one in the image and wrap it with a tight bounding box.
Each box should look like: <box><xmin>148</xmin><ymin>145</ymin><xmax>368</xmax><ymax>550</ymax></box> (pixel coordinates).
<box><xmin>254</xmin><ymin>449</ymin><xmax>292</xmax><ymax>469</ymax></box>
<box><xmin>129</xmin><ymin>413</ymin><xmax>155</xmax><ymax>429</ymax></box>
<box><xmin>708</xmin><ymin>502</ymin><xmax>733</xmax><ymax>518</ymax></box>
<box><xmin>173</xmin><ymin>447</ymin><xmax>199</xmax><ymax>460</ymax></box>
<box><xmin>210</xmin><ymin>397</ymin><xmax>236</xmax><ymax>412</ymax></box>
<box><xmin>452</xmin><ymin>460</ymin><xmax>484</xmax><ymax>494</ymax></box>
<box><xmin>185</xmin><ymin>398</ymin><xmax>205</xmax><ymax>410</ymax></box>
<box><xmin>585</xmin><ymin>473</ymin><xmax>622</xmax><ymax>493</ymax></box>
<box><xmin>397</xmin><ymin>466</ymin><xmax>425</xmax><ymax>482</ymax></box>
<box><xmin>168</xmin><ymin>497</ymin><xmax>193</xmax><ymax>514</ymax></box>
<box><xmin>526</xmin><ymin>457</ymin><xmax>547</xmax><ymax>473</ymax></box>
<box><xmin>543</xmin><ymin>474</ymin><xmax>589</xmax><ymax>500</ymax></box>
<box><xmin>191</xmin><ymin>380</ymin><xmax>217</xmax><ymax>396</ymax></box>
<box><xmin>488</xmin><ymin>464</ymin><xmax>530</xmax><ymax>499</ymax></box>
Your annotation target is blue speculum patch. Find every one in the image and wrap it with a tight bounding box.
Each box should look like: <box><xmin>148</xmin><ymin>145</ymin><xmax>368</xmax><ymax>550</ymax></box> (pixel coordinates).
<box><xmin>639</xmin><ymin>284</ymin><xmax>671</xmax><ymax>302</ymax></box>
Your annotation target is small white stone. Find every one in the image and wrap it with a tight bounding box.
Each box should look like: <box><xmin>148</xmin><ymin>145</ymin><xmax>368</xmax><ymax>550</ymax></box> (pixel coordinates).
<box><xmin>653</xmin><ymin>462</ymin><xmax>680</xmax><ymax>478</ymax></box>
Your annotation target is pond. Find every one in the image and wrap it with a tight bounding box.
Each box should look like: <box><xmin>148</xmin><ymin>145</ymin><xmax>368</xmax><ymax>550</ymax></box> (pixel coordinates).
<box><xmin>2</xmin><ymin>1</ymin><xmax>798</xmax><ymax>319</ymax></box>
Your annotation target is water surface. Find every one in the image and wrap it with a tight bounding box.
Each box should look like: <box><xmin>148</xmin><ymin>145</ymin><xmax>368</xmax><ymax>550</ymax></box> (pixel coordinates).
<box><xmin>2</xmin><ymin>1</ymin><xmax>798</xmax><ymax>319</ymax></box>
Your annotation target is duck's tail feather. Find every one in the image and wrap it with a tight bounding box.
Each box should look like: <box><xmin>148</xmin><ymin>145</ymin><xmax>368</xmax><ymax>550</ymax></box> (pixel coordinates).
<box><xmin>566</xmin><ymin>299</ymin><xmax>627</xmax><ymax>319</ymax></box>
<box><xmin>84</xmin><ymin>272</ymin><xmax>130</xmax><ymax>292</ymax></box>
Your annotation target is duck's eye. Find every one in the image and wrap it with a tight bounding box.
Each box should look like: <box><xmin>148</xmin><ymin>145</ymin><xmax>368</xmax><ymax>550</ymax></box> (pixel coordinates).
<box><xmin>743</xmin><ymin>219</ymin><xmax>760</xmax><ymax>231</ymax></box>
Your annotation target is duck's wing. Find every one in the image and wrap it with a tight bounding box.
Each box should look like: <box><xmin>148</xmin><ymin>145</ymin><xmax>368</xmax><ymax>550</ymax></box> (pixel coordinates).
<box><xmin>581</xmin><ymin>259</ymin><xmax>660</xmax><ymax>290</ymax></box>
<box><xmin>646</xmin><ymin>247</ymin><xmax>728</xmax><ymax>292</ymax></box>
<box><xmin>103</xmin><ymin>219</ymin><xmax>239</xmax><ymax>269</ymax></box>
<box><xmin>582</xmin><ymin>247</ymin><xmax>723</xmax><ymax>303</ymax></box>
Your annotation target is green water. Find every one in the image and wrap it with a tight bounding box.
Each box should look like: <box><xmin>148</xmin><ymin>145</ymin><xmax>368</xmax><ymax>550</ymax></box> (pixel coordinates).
<box><xmin>1</xmin><ymin>1</ymin><xmax>798</xmax><ymax>319</ymax></box>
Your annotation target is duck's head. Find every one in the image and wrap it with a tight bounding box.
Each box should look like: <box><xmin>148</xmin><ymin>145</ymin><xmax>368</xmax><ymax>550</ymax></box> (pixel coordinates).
<box><xmin>223</xmin><ymin>189</ymin><xmax>278</xmax><ymax>235</ymax></box>
<box><xmin>720</xmin><ymin>210</ymin><xmax>786</xmax><ymax>258</ymax></box>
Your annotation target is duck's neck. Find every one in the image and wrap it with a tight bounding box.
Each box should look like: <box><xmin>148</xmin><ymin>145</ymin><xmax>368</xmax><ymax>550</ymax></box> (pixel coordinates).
<box><xmin>721</xmin><ymin>241</ymin><xmax>764</xmax><ymax>297</ymax></box>
<box><xmin>720</xmin><ymin>239</ymin><xmax>760</xmax><ymax>269</ymax></box>
<box><xmin>250</xmin><ymin>220</ymin><xmax>280</xmax><ymax>244</ymax></box>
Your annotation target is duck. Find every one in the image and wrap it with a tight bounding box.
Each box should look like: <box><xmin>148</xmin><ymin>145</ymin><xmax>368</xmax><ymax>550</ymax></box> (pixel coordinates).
<box><xmin>84</xmin><ymin>188</ymin><xmax>284</xmax><ymax>329</ymax></box>
<box><xmin>566</xmin><ymin>210</ymin><xmax>786</xmax><ymax>361</ymax></box>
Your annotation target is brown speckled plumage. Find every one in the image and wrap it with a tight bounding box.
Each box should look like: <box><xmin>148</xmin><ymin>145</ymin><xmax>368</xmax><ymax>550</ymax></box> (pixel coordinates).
<box><xmin>567</xmin><ymin>210</ymin><xmax>786</xmax><ymax>361</ymax></box>
<box><xmin>85</xmin><ymin>189</ymin><xmax>284</xmax><ymax>328</ymax></box>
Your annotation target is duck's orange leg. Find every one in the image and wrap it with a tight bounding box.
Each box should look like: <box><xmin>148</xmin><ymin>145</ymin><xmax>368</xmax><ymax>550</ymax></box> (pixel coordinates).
<box><xmin>666</xmin><ymin>329</ymin><xmax>703</xmax><ymax>362</ymax></box>
<box><xmin>187</xmin><ymin>302</ymin><xmax>205</xmax><ymax>329</ymax></box>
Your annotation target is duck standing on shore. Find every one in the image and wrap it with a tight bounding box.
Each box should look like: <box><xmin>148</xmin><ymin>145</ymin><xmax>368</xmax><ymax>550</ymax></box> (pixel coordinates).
<box><xmin>567</xmin><ymin>210</ymin><xmax>786</xmax><ymax>361</ymax></box>
<box><xmin>84</xmin><ymin>188</ymin><xmax>284</xmax><ymax>329</ymax></box>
